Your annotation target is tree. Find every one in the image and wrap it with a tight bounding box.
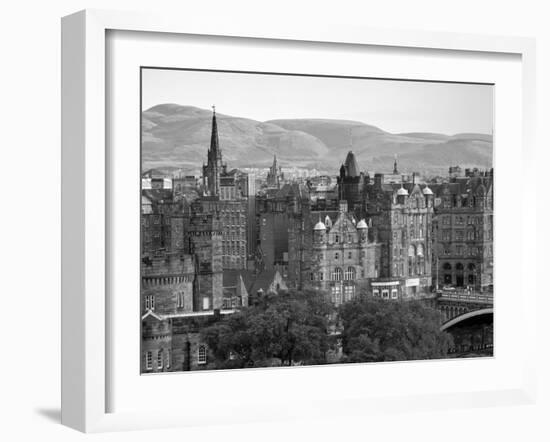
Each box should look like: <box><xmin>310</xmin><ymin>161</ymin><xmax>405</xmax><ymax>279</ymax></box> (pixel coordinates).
<box><xmin>201</xmin><ymin>290</ymin><xmax>334</xmax><ymax>369</ymax></box>
<box><xmin>339</xmin><ymin>297</ymin><xmax>453</xmax><ymax>363</ymax></box>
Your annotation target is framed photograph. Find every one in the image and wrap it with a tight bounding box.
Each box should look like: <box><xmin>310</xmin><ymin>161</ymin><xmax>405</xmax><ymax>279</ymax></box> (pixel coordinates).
<box><xmin>61</xmin><ymin>9</ymin><xmax>537</xmax><ymax>432</ymax></box>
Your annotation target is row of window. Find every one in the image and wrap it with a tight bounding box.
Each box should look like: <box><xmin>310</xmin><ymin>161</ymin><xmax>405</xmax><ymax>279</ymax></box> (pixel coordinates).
<box><xmin>393</xmin><ymin>213</ymin><xmax>425</xmax><ymax>226</ymax></box>
<box><xmin>326</xmin><ymin>250</ymin><xmax>367</xmax><ymax>260</ymax></box>
<box><xmin>144</xmin><ymin>346</ymin><xmax>207</xmax><ymax>370</ymax></box>
<box><xmin>331</xmin><ymin>233</ymin><xmax>360</xmax><ymax>244</ymax></box>
<box><xmin>373</xmin><ymin>288</ymin><xmax>398</xmax><ymax>300</ymax></box>
<box><xmin>442</xmin><ymin>262</ymin><xmax>477</xmax><ymax>271</ymax></box>
<box><xmin>441</xmin><ymin>245</ymin><xmax>492</xmax><ymax>256</ymax></box>
<box><xmin>145</xmin><ymin>349</ymin><xmax>171</xmax><ymax>370</ymax></box>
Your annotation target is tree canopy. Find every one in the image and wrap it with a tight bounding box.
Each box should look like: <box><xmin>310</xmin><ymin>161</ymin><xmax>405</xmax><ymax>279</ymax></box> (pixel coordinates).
<box><xmin>201</xmin><ymin>290</ymin><xmax>334</xmax><ymax>369</ymax></box>
<box><xmin>339</xmin><ymin>297</ymin><xmax>453</xmax><ymax>363</ymax></box>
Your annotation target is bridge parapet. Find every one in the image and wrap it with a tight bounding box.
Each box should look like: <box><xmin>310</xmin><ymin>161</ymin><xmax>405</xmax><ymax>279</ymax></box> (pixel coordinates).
<box><xmin>438</xmin><ymin>291</ymin><xmax>493</xmax><ymax>305</ymax></box>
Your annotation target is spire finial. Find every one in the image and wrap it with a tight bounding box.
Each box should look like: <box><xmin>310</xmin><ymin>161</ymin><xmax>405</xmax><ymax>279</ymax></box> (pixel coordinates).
<box><xmin>212</xmin><ymin>105</ymin><xmax>216</xmax><ymax>115</ymax></box>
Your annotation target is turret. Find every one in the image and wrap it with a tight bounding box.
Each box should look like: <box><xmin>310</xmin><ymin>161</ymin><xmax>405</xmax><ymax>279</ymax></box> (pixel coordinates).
<box><xmin>356</xmin><ymin>218</ymin><xmax>368</xmax><ymax>243</ymax></box>
<box><xmin>423</xmin><ymin>185</ymin><xmax>433</xmax><ymax>207</ymax></box>
<box><xmin>397</xmin><ymin>184</ymin><xmax>408</xmax><ymax>204</ymax></box>
<box><xmin>313</xmin><ymin>218</ymin><xmax>327</xmax><ymax>243</ymax></box>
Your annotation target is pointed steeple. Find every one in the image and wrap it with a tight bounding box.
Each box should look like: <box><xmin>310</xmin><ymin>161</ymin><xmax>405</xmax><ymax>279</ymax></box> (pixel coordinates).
<box><xmin>209</xmin><ymin>105</ymin><xmax>221</xmax><ymax>161</ymax></box>
<box><xmin>203</xmin><ymin>106</ymin><xmax>223</xmax><ymax>196</ymax></box>
<box><xmin>393</xmin><ymin>154</ymin><xmax>399</xmax><ymax>175</ymax></box>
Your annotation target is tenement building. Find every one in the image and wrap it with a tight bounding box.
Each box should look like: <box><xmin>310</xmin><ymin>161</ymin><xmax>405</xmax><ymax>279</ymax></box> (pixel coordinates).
<box><xmin>431</xmin><ymin>168</ymin><xmax>493</xmax><ymax>291</ymax></box>
<box><xmin>308</xmin><ymin>200</ymin><xmax>380</xmax><ymax>305</ymax></box>
<box><xmin>364</xmin><ymin>173</ymin><xmax>435</xmax><ymax>299</ymax></box>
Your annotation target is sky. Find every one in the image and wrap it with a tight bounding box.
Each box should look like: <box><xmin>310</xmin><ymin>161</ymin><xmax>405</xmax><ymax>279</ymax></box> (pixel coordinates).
<box><xmin>142</xmin><ymin>68</ymin><xmax>493</xmax><ymax>135</ymax></box>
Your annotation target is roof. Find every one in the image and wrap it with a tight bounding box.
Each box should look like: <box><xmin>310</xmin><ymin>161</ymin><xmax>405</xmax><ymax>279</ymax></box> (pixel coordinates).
<box><xmin>314</xmin><ymin>220</ymin><xmax>326</xmax><ymax>230</ymax></box>
<box><xmin>356</xmin><ymin>219</ymin><xmax>368</xmax><ymax>229</ymax></box>
<box><xmin>343</xmin><ymin>151</ymin><xmax>360</xmax><ymax>177</ymax></box>
<box><xmin>248</xmin><ymin>270</ymin><xmax>281</xmax><ymax>295</ymax></box>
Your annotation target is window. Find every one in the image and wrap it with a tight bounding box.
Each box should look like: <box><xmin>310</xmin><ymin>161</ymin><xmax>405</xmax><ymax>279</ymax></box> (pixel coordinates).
<box><xmin>335</xmin><ymin>234</ymin><xmax>339</xmax><ymax>243</ymax></box>
<box><xmin>157</xmin><ymin>349</ymin><xmax>163</xmax><ymax>369</ymax></box>
<box><xmin>373</xmin><ymin>289</ymin><xmax>380</xmax><ymax>297</ymax></box>
<box><xmin>145</xmin><ymin>295</ymin><xmax>155</xmax><ymax>311</ymax></box>
<box><xmin>331</xmin><ymin>267</ymin><xmax>343</xmax><ymax>281</ymax></box>
<box><xmin>348</xmin><ymin>251</ymin><xmax>352</xmax><ymax>259</ymax></box>
<box><xmin>319</xmin><ymin>272</ymin><xmax>324</xmax><ymax>281</ymax></box>
<box><xmin>146</xmin><ymin>351</ymin><xmax>153</xmax><ymax>370</ymax></box>
<box><xmin>344</xmin><ymin>285</ymin><xmax>355</xmax><ymax>301</ymax></box>
<box><xmin>331</xmin><ymin>285</ymin><xmax>342</xmax><ymax>305</ymax></box>
<box><xmin>334</xmin><ymin>252</ymin><xmax>339</xmax><ymax>260</ymax></box>
<box><xmin>344</xmin><ymin>266</ymin><xmax>356</xmax><ymax>281</ymax></box>
<box><xmin>382</xmin><ymin>289</ymin><xmax>389</xmax><ymax>299</ymax></box>
<box><xmin>417</xmin><ymin>244</ymin><xmax>424</xmax><ymax>257</ymax></box>
<box><xmin>177</xmin><ymin>291</ymin><xmax>185</xmax><ymax>308</ymax></box>
<box><xmin>391</xmin><ymin>289</ymin><xmax>398</xmax><ymax>299</ymax></box>
<box><xmin>198</xmin><ymin>345</ymin><xmax>207</xmax><ymax>364</ymax></box>
<box><xmin>202</xmin><ymin>297</ymin><xmax>210</xmax><ymax>310</ymax></box>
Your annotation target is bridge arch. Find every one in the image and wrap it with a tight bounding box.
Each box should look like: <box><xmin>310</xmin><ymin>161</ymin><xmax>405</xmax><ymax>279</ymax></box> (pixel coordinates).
<box><xmin>440</xmin><ymin>308</ymin><xmax>493</xmax><ymax>331</ymax></box>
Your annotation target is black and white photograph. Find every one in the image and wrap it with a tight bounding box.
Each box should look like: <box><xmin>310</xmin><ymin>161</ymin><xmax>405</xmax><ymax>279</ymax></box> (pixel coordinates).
<box><xmin>140</xmin><ymin>68</ymin><xmax>494</xmax><ymax>373</ymax></box>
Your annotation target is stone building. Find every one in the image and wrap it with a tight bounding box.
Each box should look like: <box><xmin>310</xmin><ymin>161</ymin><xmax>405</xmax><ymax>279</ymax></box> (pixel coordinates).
<box><xmin>308</xmin><ymin>200</ymin><xmax>380</xmax><ymax>305</ymax></box>
<box><xmin>187</xmin><ymin>201</ymin><xmax>224</xmax><ymax>311</ymax></box>
<box><xmin>141</xmin><ymin>254</ymin><xmax>196</xmax><ymax>315</ymax></box>
<box><xmin>364</xmin><ymin>173</ymin><xmax>435</xmax><ymax>299</ymax></box>
<box><xmin>141</xmin><ymin>310</ymin><xmax>235</xmax><ymax>373</ymax></box>
<box><xmin>198</xmin><ymin>108</ymin><xmax>250</xmax><ymax>270</ymax></box>
<box><xmin>430</xmin><ymin>168</ymin><xmax>494</xmax><ymax>291</ymax></box>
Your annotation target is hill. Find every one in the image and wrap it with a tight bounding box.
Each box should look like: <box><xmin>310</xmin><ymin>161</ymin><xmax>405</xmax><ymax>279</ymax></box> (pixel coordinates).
<box><xmin>141</xmin><ymin>104</ymin><xmax>493</xmax><ymax>175</ymax></box>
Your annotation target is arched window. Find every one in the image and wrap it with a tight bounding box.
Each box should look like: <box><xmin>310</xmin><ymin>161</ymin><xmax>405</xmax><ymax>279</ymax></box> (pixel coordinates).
<box><xmin>344</xmin><ymin>267</ymin><xmax>356</xmax><ymax>280</ymax></box>
<box><xmin>456</xmin><ymin>262</ymin><xmax>464</xmax><ymax>271</ymax></box>
<box><xmin>198</xmin><ymin>345</ymin><xmax>207</xmax><ymax>364</ymax></box>
<box><xmin>331</xmin><ymin>267</ymin><xmax>343</xmax><ymax>281</ymax></box>
<box><xmin>467</xmin><ymin>263</ymin><xmax>476</xmax><ymax>271</ymax></box>
<box><xmin>443</xmin><ymin>262</ymin><xmax>452</xmax><ymax>271</ymax></box>
<box><xmin>408</xmin><ymin>245</ymin><xmax>416</xmax><ymax>257</ymax></box>
<box><xmin>417</xmin><ymin>244</ymin><xmax>424</xmax><ymax>256</ymax></box>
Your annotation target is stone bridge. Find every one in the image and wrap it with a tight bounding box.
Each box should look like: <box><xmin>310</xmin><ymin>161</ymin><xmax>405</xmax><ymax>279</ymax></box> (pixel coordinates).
<box><xmin>436</xmin><ymin>290</ymin><xmax>493</xmax><ymax>325</ymax></box>
<box><xmin>435</xmin><ymin>290</ymin><xmax>493</xmax><ymax>354</ymax></box>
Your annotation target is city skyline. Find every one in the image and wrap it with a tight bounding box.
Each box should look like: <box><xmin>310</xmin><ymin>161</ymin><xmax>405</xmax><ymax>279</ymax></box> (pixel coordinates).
<box><xmin>140</xmin><ymin>72</ymin><xmax>494</xmax><ymax>374</ymax></box>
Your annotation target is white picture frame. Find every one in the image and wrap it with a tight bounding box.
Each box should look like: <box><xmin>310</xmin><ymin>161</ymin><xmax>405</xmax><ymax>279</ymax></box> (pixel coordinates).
<box><xmin>61</xmin><ymin>9</ymin><xmax>537</xmax><ymax>433</ymax></box>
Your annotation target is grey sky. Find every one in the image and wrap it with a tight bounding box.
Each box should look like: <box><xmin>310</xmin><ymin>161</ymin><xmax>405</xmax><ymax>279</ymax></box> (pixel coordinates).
<box><xmin>142</xmin><ymin>68</ymin><xmax>493</xmax><ymax>135</ymax></box>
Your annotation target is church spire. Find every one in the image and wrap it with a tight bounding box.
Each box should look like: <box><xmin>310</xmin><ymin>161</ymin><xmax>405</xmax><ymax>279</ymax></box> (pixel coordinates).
<box><xmin>393</xmin><ymin>154</ymin><xmax>399</xmax><ymax>175</ymax></box>
<box><xmin>203</xmin><ymin>106</ymin><xmax>223</xmax><ymax>196</ymax></box>
<box><xmin>209</xmin><ymin>105</ymin><xmax>221</xmax><ymax>161</ymax></box>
